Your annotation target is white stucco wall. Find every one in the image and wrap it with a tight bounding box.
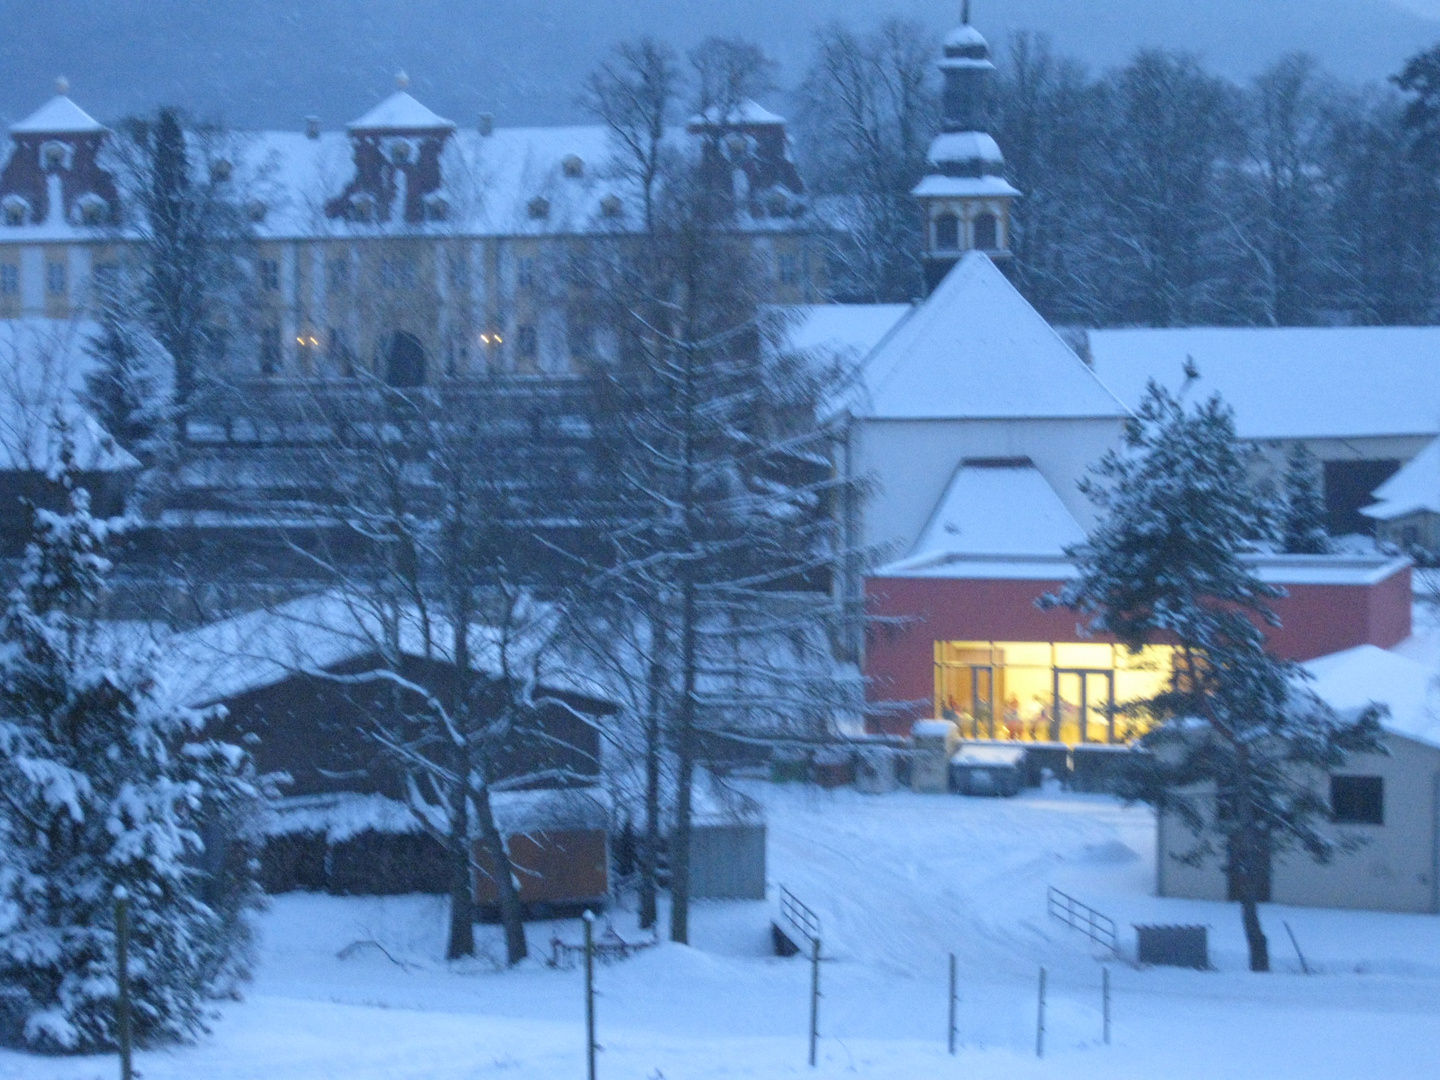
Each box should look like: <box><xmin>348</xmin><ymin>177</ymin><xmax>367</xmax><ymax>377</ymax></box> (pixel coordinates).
<box><xmin>1157</xmin><ymin>733</ymin><xmax>1440</xmax><ymax>914</ymax></box>
<box><xmin>849</xmin><ymin>414</ymin><xmax>1127</xmax><ymax>563</ymax></box>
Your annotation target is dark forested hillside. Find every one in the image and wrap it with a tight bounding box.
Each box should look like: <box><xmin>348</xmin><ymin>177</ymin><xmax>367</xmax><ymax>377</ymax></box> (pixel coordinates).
<box><xmin>0</xmin><ymin>0</ymin><xmax>1435</xmax><ymax>129</ymax></box>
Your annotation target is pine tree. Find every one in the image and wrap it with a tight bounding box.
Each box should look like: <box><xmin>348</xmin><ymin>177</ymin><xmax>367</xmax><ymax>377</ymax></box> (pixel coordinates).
<box><xmin>0</xmin><ymin>453</ymin><xmax>262</xmax><ymax>1051</ymax></box>
<box><xmin>1044</xmin><ymin>385</ymin><xmax>1382</xmax><ymax>972</ymax></box>
<box><xmin>82</xmin><ymin>304</ymin><xmax>171</xmax><ymax>461</ymax></box>
<box><xmin>1281</xmin><ymin>442</ymin><xmax>1330</xmax><ymax>554</ymax></box>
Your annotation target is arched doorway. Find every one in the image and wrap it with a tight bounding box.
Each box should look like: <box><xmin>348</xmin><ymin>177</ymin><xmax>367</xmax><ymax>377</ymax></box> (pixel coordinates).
<box><xmin>973</xmin><ymin>211</ymin><xmax>999</xmax><ymax>251</ymax></box>
<box><xmin>385</xmin><ymin>331</ymin><xmax>427</xmax><ymax>388</ymax></box>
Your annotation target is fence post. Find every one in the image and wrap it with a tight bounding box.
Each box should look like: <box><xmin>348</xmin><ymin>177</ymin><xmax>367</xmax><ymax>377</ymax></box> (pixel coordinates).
<box><xmin>1102</xmin><ymin>966</ymin><xmax>1111</xmax><ymax>1045</ymax></box>
<box><xmin>1036</xmin><ymin>966</ymin><xmax>1047</xmax><ymax>1059</ymax></box>
<box><xmin>583</xmin><ymin>910</ymin><xmax>597</xmax><ymax>1080</ymax></box>
<box><xmin>947</xmin><ymin>952</ymin><xmax>957</xmax><ymax>1055</ymax></box>
<box><xmin>808</xmin><ymin>936</ymin><xmax>821</xmax><ymax>1067</ymax></box>
<box><xmin>115</xmin><ymin>888</ymin><xmax>132</xmax><ymax>1080</ymax></box>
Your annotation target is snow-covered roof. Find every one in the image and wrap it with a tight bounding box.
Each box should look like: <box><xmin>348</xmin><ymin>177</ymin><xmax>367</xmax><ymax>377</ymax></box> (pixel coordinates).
<box><xmin>157</xmin><ymin>592</ymin><xmax>612</xmax><ymax>709</ymax></box>
<box><xmin>1087</xmin><ymin>327</ymin><xmax>1440</xmax><ymax>441</ymax></box>
<box><xmin>928</xmin><ymin>132</ymin><xmax>1005</xmax><ymax>166</ymax></box>
<box><xmin>228</xmin><ymin>121</ymin><xmax>814</xmax><ymax>242</ymax></box>
<box><xmin>945</xmin><ymin>23</ymin><xmax>990</xmax><ymax>50</ymax></box>
<box><xmin>0</xmin><ymin>319</ymin><xmax>143</xmax><ymax>473</ymax></box>
<box><xmin>1305</xmin><ymin>645</ymin><xmax>1440</xmax><ymax>750</ymax></box>
<box><xmin>854</xmin><ymin>252</ymin><xmax>1129</xmax><ymax>421</ymax></box>
<box><xmin>889</xmin><ymin>461</ymin><xmax>1087</xmax><ymax>572</ymax></box>
<box><xmin>911</xmin><ymin>175</ymin><xmax>1021</xmax><ymax>199</ymax></box>
<box><xmin>688</xmin><ymin>100</ymin><xmax>786</xmax><ymax>127</ymax></box>
<box><xmin>347</xmin><ymin>90</ymin><xmax>456</xmax><ymax>131</ymax></box>
<box><xmin>1363</xmin><ymin>436</ymin><xmax>1440</xmax><ymax>522</ymax></box>
<box><xmin>11</xmin><ymin>94</ymin><xmax>104</xmax><ymax>134</ymax></box>
<box><xmin>781</xmin><ymin>303</ymin><xmax>912</xmax><ymax>366</ymax></box>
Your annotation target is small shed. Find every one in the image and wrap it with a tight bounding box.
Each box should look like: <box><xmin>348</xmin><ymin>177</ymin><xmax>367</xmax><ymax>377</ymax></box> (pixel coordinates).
<box><xmin>1158</xmin><ymin>645</ymin><xmax>1440</xmax><ymax>914</ymax></box>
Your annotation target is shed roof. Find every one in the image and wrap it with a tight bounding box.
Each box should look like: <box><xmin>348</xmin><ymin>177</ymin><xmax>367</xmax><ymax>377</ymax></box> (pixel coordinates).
<box><xmin>1363</xmin><ymin>436</ymin><xmax>1440</xmax><ymax>521</ymax></box>
<box><xmin>1305</xmin><ymin>644</ymin><xmax>1440</xmax><ymax>750</ymax></box>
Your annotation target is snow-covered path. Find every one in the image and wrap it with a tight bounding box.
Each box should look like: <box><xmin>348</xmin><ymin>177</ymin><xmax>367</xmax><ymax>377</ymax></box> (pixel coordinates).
<box><xmin>4</xmin><ymin>784</ymin><xmax>1440</xmax><ymax>1078</ymax></box>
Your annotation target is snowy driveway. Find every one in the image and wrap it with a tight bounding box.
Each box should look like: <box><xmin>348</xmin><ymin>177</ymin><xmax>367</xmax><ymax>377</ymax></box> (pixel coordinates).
<box><xmin>4</xmin><ymin>784</ymin><xmax>1439</xmax><ymax>1078</ymax></box>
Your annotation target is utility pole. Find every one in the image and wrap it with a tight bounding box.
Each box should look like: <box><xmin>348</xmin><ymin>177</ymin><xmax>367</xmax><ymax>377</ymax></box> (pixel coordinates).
<box><xmin>115</xmin><ymin>888</ymin><xmax>133</xmax><ymax>1080</ymax></box>
<box><xmin>584</xmin><ymin>910</ymin><xmax>597</xmax><ymax>1080</ymax></box>
<box><xmin>808</xmin><ymin>936</ymin><xmax>822</xmax><ymax>1067</ymax></box>
<box><xmin>948</xmin><ymin>953</ymin><xmax>958</xmax><ymax>1055</ymax></box>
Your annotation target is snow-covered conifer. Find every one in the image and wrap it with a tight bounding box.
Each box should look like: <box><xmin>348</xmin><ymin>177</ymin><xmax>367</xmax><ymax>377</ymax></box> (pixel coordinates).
<box><xmin>1044</xmin><ymin>384</ymin><xmax>1382</xmax><ymax>972</ymax></box>
<box><xmin>1280</xmin><ymin>442</ymin><xmax>1331</xmax><ymax>554</ymax></box>
<box><xmin>0</xmin><ymin>454</ymin><xmax>262</xmax><ymax>1051</ymax></box>
<box><xmin>82</xmin><ymin>304</ymin><xmax>172</xmax><ymax>462</ymax></box>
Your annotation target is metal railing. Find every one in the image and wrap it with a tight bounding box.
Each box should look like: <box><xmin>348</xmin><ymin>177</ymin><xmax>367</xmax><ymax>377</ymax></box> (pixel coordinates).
<box><xmin>1046</xmin><ymin>885</ymin><xmax>1119</xmax><ymax>955</ymax></box>
<box><xmin>780</xmin><ymin>884</ymin><xmax>821</xmax><ymax>946</ymax></box>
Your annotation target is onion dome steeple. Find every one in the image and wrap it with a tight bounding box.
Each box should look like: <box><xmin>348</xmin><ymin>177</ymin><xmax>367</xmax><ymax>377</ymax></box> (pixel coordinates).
<box><xmin>912</xmin><ymin>3</ymin><xmax>1020</xmax><ymax>293</ymax></box>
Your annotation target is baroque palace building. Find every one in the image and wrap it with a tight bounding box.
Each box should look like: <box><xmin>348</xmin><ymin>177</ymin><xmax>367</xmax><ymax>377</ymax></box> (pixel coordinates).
<box><xmin>0</xmin><ymin>75</ymin><xmax>832</xmax><ymax>387</ymax></box>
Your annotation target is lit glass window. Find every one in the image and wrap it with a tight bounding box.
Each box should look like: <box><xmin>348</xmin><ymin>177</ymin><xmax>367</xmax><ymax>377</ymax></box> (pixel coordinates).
<box><xmin>934</xmin><ymin>641</ymin><xmax>1178</xmax><ymax>745</ymax></box>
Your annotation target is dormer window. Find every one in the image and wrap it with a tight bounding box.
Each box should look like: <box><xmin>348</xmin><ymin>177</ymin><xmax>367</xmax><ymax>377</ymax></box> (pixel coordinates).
<box><xmin>2</xmin><ymin>196</ymin><xmax>30</xmax><ymax>226</ymax></box>
<box><xmin>75</xmin><ymin>193</ymin><xmax>108</xmax><ymax>226</ymax></box>
<box><xmin>247</xmin><ymin>200</ymin><xmax>268</xmax><ymax>223</ymax></box>
<box><xmin>40</xmin><ymin>141</ymin><xmax>73</xmax><ymax>172</ymax></box>
<box><xmin>527</xmin><ymin>196</ymin><xmax>551</xmax><ymax>220</ymax></box>
<box><xmin>350</xmin><ymin>192</ymin><xmax>377</xmax><ymax>223</ymax></box>
<box><xmin>423</xmin><ymin>192</ymin><xmax>449</xmax><ymax>222</ymax></box>
<box><xmin>562</xmin><ymin>154</ymin><xmax>585</xmax><ymax>179</ymax></box>
<box><xmin>210</xmin><ymin>158</ymin><xmax>234</xmax><ymax>183</ymax></box>
<box><xmin>599</xmin><ymin>194</ymin><xmax>623</xmax><ymax>219</ymax></box>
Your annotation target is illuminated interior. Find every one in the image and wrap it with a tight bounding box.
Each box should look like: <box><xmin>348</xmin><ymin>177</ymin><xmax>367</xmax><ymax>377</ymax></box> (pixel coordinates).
<box><xmin>934</xmin><ymin>641</ymin><xmax>1180</xmax><ymax>745</ymax></box>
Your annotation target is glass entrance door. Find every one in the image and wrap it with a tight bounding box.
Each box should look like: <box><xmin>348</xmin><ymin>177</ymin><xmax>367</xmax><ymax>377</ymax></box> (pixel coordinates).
<box><xmin>1053</xmin><ymin>670</ymin><xmax>1116</xmax><ymax>744</ymax></box>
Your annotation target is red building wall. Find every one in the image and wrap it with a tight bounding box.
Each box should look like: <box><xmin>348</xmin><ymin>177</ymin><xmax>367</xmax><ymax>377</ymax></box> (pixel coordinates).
<box><xmin>864</xmin><ymin>566</ymin><xmax>1413</xmax><ymax>735</ymax></box>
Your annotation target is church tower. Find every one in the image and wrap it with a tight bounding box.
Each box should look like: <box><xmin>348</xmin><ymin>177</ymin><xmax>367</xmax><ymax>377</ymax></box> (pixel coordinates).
<box><xmin>913</xmin><ymin>2</ymin><xmax>1020</xmax><ymax>293</ymax></box>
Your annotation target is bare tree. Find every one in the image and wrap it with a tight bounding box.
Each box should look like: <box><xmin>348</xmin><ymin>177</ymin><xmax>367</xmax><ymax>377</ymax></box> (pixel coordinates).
<box><xmin>794</xmin><ymin>19</ymin><xmax>937</xmax><ymax>302</ymax></box>
<box><xmin>269</xmin><ymin>377</ymin><xmax>598</xmax><ymax>965</ymax></box>
<box><xmin>578</xmin><ymin>152</ymin><xmax>866</xmax><ymax>944</ymax></box>
<box><xmin>582</xmin><ymin>38</ymin><xmax>684</xmax><ymax>232</ymax></box>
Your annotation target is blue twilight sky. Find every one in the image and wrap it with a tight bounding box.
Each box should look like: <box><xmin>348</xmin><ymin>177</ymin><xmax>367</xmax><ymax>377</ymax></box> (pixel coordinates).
<box><xmin>0</xmin><ymin>0</ymin><xmax>1436</xmax><ymax>131</ymax></box>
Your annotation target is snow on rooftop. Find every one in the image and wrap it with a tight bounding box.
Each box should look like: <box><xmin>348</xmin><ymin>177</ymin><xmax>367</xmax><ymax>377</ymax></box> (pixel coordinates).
<box><xmin>896</xmin><ymin>461</ymin><xmax>1087</xmax><ymax>570</ymax></box>
<box><xmin>235</xmin><ymin>123</ymin><xmax>656</xmax><ymax>240</ymax></box>
<box><xmin>780</xmin><ymin>303</ymin><xmax>911</xmax><ymax>365</ymax></box>
<box><xmin>157</xmin><ymin>592</ymin><xmax>609</xmax><ymax>709</ymax></box>
<box><xmin>11</xmin><ymin>94</ymin><xmax>104</xmax><ymax>134</ymax></box>
<box><xmin>1363</xmin><ymin>436</ymin><xmax>1440</xmax><ymax>522</ymax></box>
<box><xmin>911</xmin><ymin>175</ymin><xmax>1021</xmax><ymax>199</ymax></box>
<box><xmin>688</xmin><ymin>99</ymin><xmax>786</xmax><ymax>127</ymax></box>
<box><xmin>945</xmin><ymin>23</ymin><xmax>990</xmax><ymax>50</ymax></box>
<box><xmin>1305</xmin><ymin>644</ymin><xmax>1440</xmax><ymax>750</ymax></box>
<box><xmin>347</xmin><ymin>90</ymin><xmax>456</xmax><ymax>131</ymax></box>
<box><xmin>1088</xmin><ymin>327</ymin><xmax>1440</xmax><ymax>441</ymax></box>
<box><xmin>927</xmin><ymin>131</ymin><xmax>1005</xmax><ymax>167</ymax></box>
<box><xmin>856</xmin><ymin>252</ymin><xmax>1129</xmax><ymax>421</ymax></box>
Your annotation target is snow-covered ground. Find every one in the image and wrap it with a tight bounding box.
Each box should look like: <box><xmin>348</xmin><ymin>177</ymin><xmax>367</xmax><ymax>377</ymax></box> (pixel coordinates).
<box><xmin>4</xmin><ymin>783</ymin><xmax>1440</xmax><ymax>1079</ymax></box>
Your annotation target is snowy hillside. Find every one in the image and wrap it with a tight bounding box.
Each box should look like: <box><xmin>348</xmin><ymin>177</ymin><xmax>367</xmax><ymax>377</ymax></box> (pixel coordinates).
<box><xmin>5</xmin><ymin>784</ymin><xmax>1438</xmax><ymax>1079</ymax></box>
<box><xmin>1</xmin><ymin>0</ymin><xmax>1436</xmax><ymax>131</ymax></box>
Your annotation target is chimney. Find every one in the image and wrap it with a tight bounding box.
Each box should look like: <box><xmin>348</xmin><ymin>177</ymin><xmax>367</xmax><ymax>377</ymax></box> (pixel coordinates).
<box><xmin>478</xmin><ymin>113</ymin><xmax>494</xmax><ymax>137</ymax></box>
<box><xmin>305</xmin><ymin>115</ymin><xmax>321</xmax><ymax>140</ymax></box>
